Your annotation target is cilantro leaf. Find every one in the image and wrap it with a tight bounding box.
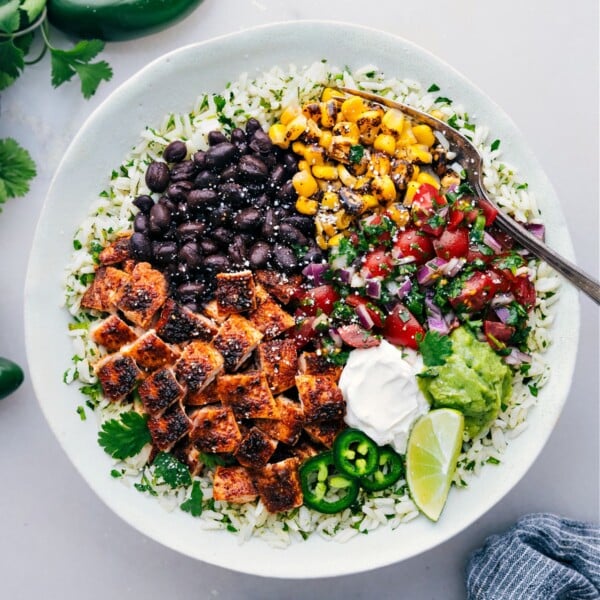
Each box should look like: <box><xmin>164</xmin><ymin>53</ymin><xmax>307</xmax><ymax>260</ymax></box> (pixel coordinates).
<box><xmin>417</xmin><ymin>331</ymin><xmax>453</xmax><ymax>367</ymax></box>
<box><xmin>491</xmin><ymin>139</ymin><xmax>501</xmax><ymax>152</ymax></box>
<box><xmin>427</xmin><ymin>83</ymin><xmax>440</xmax><ymax>92</ymax></box>
<box><xmin>0</xmin><ymin>138</ymin><xmax>36</xmax><ymax>205</ymax></box>
<box><xmin>98</xmin><ymin>411</ymin><xmax>151</xmax><ymax>460</ymax></box>
<box><xmin>152</xmin><ymin>452</ymin><xmax>192</xmax><ymax>489</ymax></box>
<box><xmin>349</xmin><ymin>144</ymin><xmax>364</xmax><ymax>164</ymax></box>
<box><xmin>198</xmin><ymin>452</ymin><xmax>236</xmax><ymax>468</ymax></box>
<box><xmin>213</xmin><ymin>94</ymin><xmax>226</xmax><ymax>112</ymax></box>
<box><xmin>181</xmin><ymin>481</ymin><xmax>204</xmax><ymax>517</ymax></box>
<box><xmin>0</xmin><ymin>39</ymin><xmax>24</xmax><ymax>81</ymax></box>
<box><xmin>50</xmin><ymin>40</ymin><xmax>113</xmax><ymax>98</ymax></box>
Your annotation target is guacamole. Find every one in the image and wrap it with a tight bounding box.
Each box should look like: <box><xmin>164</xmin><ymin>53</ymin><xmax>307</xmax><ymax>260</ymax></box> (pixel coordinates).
<box><xmin>418</xmin><ymin>327</ymin><xmax>512</xmax><ymax>437</ymax></box>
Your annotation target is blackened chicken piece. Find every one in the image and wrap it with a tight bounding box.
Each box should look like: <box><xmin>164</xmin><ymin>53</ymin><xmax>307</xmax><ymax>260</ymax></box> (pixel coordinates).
<box><xmin>248</xmin><ymin>296</ymin><xmax>295</xmax><ymax>340</ymax></box>
<box><xmin>155</xmin><ymin>298</ymin><xmax>218</xmax><ymax>344</ymax></box>
<box><xmin>212</xmin><ymin>314</ymin><xmax>263</xmax><ymax>372</ymax></box>
<box><xmin>116</xmin><ymin>262</ymin><xmax>168</xmax><ymax>328</ymax></box>
<box><xmin>234</xmin><ymin>427</ymin><xmax>278</xmax><ymax>469</ymax></box>
<box><xmin>172</xmin><ymin>438</ymin><xmax>204</xmax><ymax>477</ymax></box>
<box><xmin>138</xmin><ymin>367</ymin><xmax>185</xmax><ymax>417</ymax></box>
<box><xmin>212</xmin><ymin>466</ymin><xmax>258</xmax><ymax>504</ymax></box>
<box><xmin>148</xmin><ymin>401</ymin><xmax>192</xmax><ymax>452</ymax></box>
<box><xmin>174</xmin><ymin>341</ymin><xmax>224</xmax><ymax>394</ymax></box>
<box><xmin>217</xmin><ymin>371</ymin><xmax>278</xmax><ymax>420</ymax></box>
<box><xmin>215</xmin><ymin>270</ymin><xmax>257</xmax><ymax>315</ymax></box>
<box><xmin>80</xmin><ymin>266</ymin><xmax>129</xmax><ymax>312</ymax></box>
<box><xmin>94</xmin><ymin>354</ymin><xmax>141</xmax><ymax>402</ymax></box>
<box><xmin>295</xmin><ymin>374</ymin><xmax>345</xmax><ymax>423</ymax></box>
<box><xmin>121</xmin><ymin>330</ymin><xmax>180</xmax><ymax>370</ymax></box>
<box><xmin>185</xmin><ymin>379</ymin><xmax>220</xmax><ymax>407</ymax></box>
<box><xmin>256</xmin><ymin>338</ymin><xmax>297</xmax><ymax>395</ymax></box>
<box><xmin>255</xmin><ymin>396</ymin><xmax>304</xmax><ymax>445</ymax></box>
<box><xmin>253</xmin><ymin>270</ymin><xmax>302</xmax><ymax>305</ymax></box>
<box><xmin>98</xmin><ymin>234</ymin><xmax>131</xmax><ymax>265</ymax></box>
<box><xmin>304</xmin><ymin>419</ymin><xmax>346</xmax><ymax>448</ymax></box>
<box><xmin>90</xmin><ymin>315</ymin><xmax>137</xmax><ymax>352</ymax></box>
<box><xmin>202</xmin><ymin>299</ymin><xmax>227</xmax><ymax>324</ymax></box>
<box><xmin>189</xmin><ymin>405</ymin><xmax>242</xmax><ymax>453</ymax></box>
<box><xmin>250</xmin><ymin>458</ymin><xmax>303</xmax><ymax>513</ymax></box>
<box><xmin>298</xmin><ymin>351</ymin><xmax>343</xmax><ymax>381</ymax></box>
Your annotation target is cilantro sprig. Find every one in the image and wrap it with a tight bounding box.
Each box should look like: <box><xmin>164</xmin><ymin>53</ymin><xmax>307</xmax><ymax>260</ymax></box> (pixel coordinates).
<box><xmin>98</xmin><ymin>411</ymin><xmax>151</xmax><ymax>460</ymax></box>
<box><xmin>0</xmin><ymin>138</ymin><xmax>36</xmax><ymax>207</ymax></box>
<box><xmin>417</xmin><ymin>331</ymin><xmax>453</xmax><ymax>367</ymax></box>
<box><xmin>180</xmin><ymin>481</ymin><xmax>204</xmax><ymax>517</ymax></box>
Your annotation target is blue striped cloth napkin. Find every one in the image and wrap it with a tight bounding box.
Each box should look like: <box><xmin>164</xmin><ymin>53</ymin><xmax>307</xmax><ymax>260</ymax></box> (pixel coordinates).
<box><xmin>466</xmin><ymin>513</ymin><xmax>600</xmax><ymax>599</ymax></box>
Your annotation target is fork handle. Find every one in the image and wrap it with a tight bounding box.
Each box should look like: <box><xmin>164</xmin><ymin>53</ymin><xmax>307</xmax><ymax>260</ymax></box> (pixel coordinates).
<box><xmin>493</xmin><ymin>210</ymin><xmax>600</xmax><ymax>304</ymax></box>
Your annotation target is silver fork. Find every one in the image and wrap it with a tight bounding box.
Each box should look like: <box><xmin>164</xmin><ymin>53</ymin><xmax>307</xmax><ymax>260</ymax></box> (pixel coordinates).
<box><xmin>338</xmin><ymin>87</ymin><xmax>600</xmax><ymax>305</ymax></box>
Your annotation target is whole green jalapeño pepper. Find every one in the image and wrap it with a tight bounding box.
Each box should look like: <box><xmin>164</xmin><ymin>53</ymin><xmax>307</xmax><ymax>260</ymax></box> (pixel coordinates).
<box><xmin>299</xmin><ymin>451</ymin><xmax>359</xmax><ymax>514</ymax></box>
<box><xmin>0</xmin><ymin>357</ymin><xmax>24</xmax><ymax>400</ymax></box>
<box><xmin>333</xmin><ymin>428</ymin><xmax>379</xmax><ymax>478</ymax></box>
<box><xmin>47</xmin><ymin>0</ymin><xmax>204</xmax><ymax>41</ymax></box>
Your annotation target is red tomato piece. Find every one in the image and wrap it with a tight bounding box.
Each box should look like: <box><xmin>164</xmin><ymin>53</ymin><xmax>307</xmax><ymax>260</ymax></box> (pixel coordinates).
<box><xmin>394</xmin><ymin>228</ymin><xmax>435</xmax><ymax>265</ymax></box>
<box><xmin>512</xmin><ymin>276</ymin><xmax>536</xmax><ymax>310</ymax></box>
<box><xmin>337</xmin><ymin>324</ymin><xmax>381</xmax><ymax>348</ymax></box>
<box><xmin>382</xmin><ymin>304</ymin><xmax>425</xmax><ymax>350</ymax></box>
<box><xmin>433</xmin><ymin>228</ymin><xmax>469</xmax><ymax>260</ymax></box>
<box><xmin>364</xmin><ymin>249</ymin><xmax>394</xmax><ymax>277</ymax></box>
<box><xmin>288</xmin><ymin>317</ymin><xmax>318</xmax><ymax>349</ymax></box>
<box><xmin>345</xmin><ymin>295</ymin><xmax>385</xmax><ymax>328</ymax></box>
<box><xmin>449</xmin><ymin>271</ymin><xmax>497</xmax><ymax>312</ymax></box>
<box><xmin>484</xmin><ymin>320</ymin><xmax>515</xmax><ymax>343</ymax></box>
<box><xmin>478</xmin><ymin>198</ymin><xmax>499</xmax><ymax>227</ymax></box>
<box><xmin>466</xmin><ymin>246</ymin><xmax>494</xmax><ymax>265</ymax></box>
<box><xmin>411</xmin><ymin>183</ymin><xmax>448</xmax><ymax>236</ymax></box>
<box><xmin>298</xmin><ymin>285</ymin><xmax>339</xmax><ymax>316</ymax></box>
<box><xmin>447</xmin><ymin>209</ymin><xmax>465</xmax><ymax>231</ymax></box>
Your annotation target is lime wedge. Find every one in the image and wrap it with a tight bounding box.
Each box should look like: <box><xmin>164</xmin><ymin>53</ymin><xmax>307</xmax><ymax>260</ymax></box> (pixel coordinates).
<box><xmin>406</xmin><ymin>408</ymin><xmax>464</xmax><ymax>522</ymax></box>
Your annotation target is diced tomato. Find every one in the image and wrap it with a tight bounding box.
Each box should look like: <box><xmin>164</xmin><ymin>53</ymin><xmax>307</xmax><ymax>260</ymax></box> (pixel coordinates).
<box><xmin>512</xmin><ymin>276</ymin><xmax>536</xmax><ymax>310</ymax></box>
<box><xmin>447</xmin><ymin>209</ymin><xmax>465</xmax><ymax>231</ymax></box>
<box><xmin>479</xmin><ymin>198</ymin><xmax>499</xmax><ymax>227</ymax></box>
<box><xmin>411</xmin><ymin>183</ymin><xmax>448</xmax><ymax>236</ymax></box>
<box><xmin>484</xmin><ymin>320</ymin><xmax>515</xmax><ymax>343</ymax></box>
<box><xmin>488</xmin><ymin>268</ymin><xmax>512</xmax><ymax>294</ymax></box>
<box><xmin>345</xmin><ymin>295</ymin><xmax>385</xmax><ymax>328</ymax></box>
<box><xmin>337</xmin><ymin>324</ymin><xmax>381</xmax><ymax>348</ymax></box>
<box><xmin>449</xmin><ymin>271</ymin><xmax>497</xmax><ymax>312</ymax></box>
<box><xmin>433</xmin><ymin>228</ymin><xmax>469</xmax><ymax>260</ymax></box>
<box><xmin>362</xmin><ymin>214</ymin><xmax>392</xmax><ymax>243</ymax></box>
<box><xmin>298</xmin><ymin>285</ymin><xmax>339</xmax><ymax>316</ymax></box>
<box><xmin>287</xmin><ymin>317</ymin><xmax>318</xmax><ymax>349</ymax></box>
<box><xmin>364</xmin><ymin>249</ymin><xmax>394</xmax><ymax>277</ymax></box>
<box><xmin>382</xmin><ymin>303</ymin><xmax>425</xmax><ymax>350</ymax></box>
<box><xmin>393</xmin><ymin>228</ymin><xmax>435</xmax><ymax>265</ymax></box>
<box><xmin>466</xmin><ymin>246</ymin><xmax>494</xmax><ymax>265</ymax></box>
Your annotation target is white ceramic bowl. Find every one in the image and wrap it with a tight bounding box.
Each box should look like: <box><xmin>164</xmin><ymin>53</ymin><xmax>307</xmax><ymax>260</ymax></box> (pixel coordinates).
<box><xmin>25</xmin><ymin>21</ymin><xmax>579</xmax><ymax>578</ymax></box>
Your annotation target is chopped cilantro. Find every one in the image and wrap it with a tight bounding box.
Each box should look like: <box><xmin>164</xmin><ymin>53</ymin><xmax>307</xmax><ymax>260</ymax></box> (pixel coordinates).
<box><xmin>79</xmin><ymin>381</ymin><xmax>102</xmax><ymax>405</ymax></box>
<box><xmin>434</xmin><ymin>96</ymin><xmax>452</xmax><ymax>105</ymax></box>
<box><xmin>325</xmin><ymin>349</ymin><xmax>350</xmax><ymax>366</ymax></box>
<box><xmin>417</xmin><ymin>331</ymin><xmax>453</xmax><ymax>367</ymax></box>
<box><xmin>97</xmin><ymin>411</ymin><xmax>151</xmax><ymax>460</ymax></box>
<box><xmin>349</xmin><ymin>144</ymin><xmax>365</xmax><ymax>164</ymax></box>
<box><xmin>180</xmin><ymin>481</ymin><xmax>204</xmax><ymax>517</ymax></box>
<box><xmin>153</xmin><ymin>452</ymin><xmax>192</xmax><ymax>489</ymax></box>
<box><xmin>110</xmin><ymin>469</ymin><xmax>123</xmax><ymax>478</ymax></box>
<box><xmin>490</xmin><ymin>139</ymin><xmax>501</xmax><ymax>152</ymax></box>
<box><xmin>76</xmin><ymin>405</ymin><xmax>86</xmax><ymax>421</ymax></box>
<box><xmin>199</xmin><ymin>452</ymin><xmax>236</xmax><ymax>468</ymax></box>
<box><xmin>73</xmin><ymin>239</ymin><xmax>82</xmax><ymax>250</ymax></box>
<box><xmin>213</xmin><ymin>94</ymin><xmax>226</xmax><ymax>112</ymax></box>
<box><xmin>427</xmin><ymin>83</ymin><xmax>440</xmax><ymax>92</ymax></box>
<box><xmin>528</xmin><ymin>384</ymin><xmax>539</xmax><ymax>397</ymax></box>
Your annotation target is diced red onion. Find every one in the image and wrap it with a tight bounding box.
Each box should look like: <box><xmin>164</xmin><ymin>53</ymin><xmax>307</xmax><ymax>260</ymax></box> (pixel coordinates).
<box><xmin>391</xmin><ymin>245</ymin><xmax>404</xmax><ymax>260</ymax></box>
<box><xmin>302</xmin><ymin>263</ymin><xmax>328</xmax><ymax>286</ymax></box>
<box><xmin>494</xmin><ymin>307</ymin><xmax>511</xmax><ymax>324</ymax></box>
<box><xmin>483</xmin><ymin>231</ymin><xmax>503</xmax><ymax>254</ymax></box>
<box><xmin>329</xmin><ymin>328</ymin><xmax>343</xmax><ymax>348</ymax></box>
<box><xmin>527</xmin><ymin>223</ymin><xmax>545</xmax><ymax>241</ymax></box>
<box><xmin>386</xmin><ymin>280</ymin><xmax>400</xmax><ymax>295</ymax></box>
<box><xmin>491</xmin><ymin>292</ymin><xmax>515</xmax><ymax>308</ymax></box>
<box><xmin>366</xmin><ymin>279</ymin><xmax>381</xmax><ymax>299</ymax></box>
<box><xmin>395</xmin><ymin>256</ymin><xmax>416</xmax><ymax>266</ymax></box>
<box><xmin>311</xmin><ymin>313</ymin><xmax>329</xmax><ymax>330</ymax></box>
<box><xmin>417</xmin><ymin>257</ymin><xmax>448</xmax><ymax>286</ymax></box>
<box><xmin>425</xmin><ymin>295</ymin><xmax>443</xmax><ymax>319</ymax></box>
<box><xmin>355</xmin><ymin>304</ymin><xmax>375</xmax><ymax>330</ymax></box>
<box><xmin>441</xmin><ymin>257</ymin><xmax>466</xmax><ymax>278</ymax></box>
<box><xmin>503</xmin><ymin>348</ymin><xmax>532</xmax><ymax>366</ymax></box>
<box><xmin>339</xmin><ymin>267</ymin><xmax>354</xmax><ymax>284</ymax></box>
<box><xmin>397</xmin><ymin>278</ymin><xmax>412</xmax><ymax>299</ymax></box>
<box><xmin>427</xmin><ymin>316</ymin><xmax>449</xmax><ymax>335</ymax></box>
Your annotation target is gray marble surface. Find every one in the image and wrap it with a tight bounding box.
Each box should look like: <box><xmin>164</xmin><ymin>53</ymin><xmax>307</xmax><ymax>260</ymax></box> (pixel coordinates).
<box><xmin>0</xmin><ymin>1</ymin><xmax>597</xmax><ymax>598</ymax></box>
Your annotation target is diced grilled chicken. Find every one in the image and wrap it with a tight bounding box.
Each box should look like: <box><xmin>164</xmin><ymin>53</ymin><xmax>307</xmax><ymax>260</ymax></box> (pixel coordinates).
<box><xmin>215</xmin><ymin>270</ymin><xmax>257</xmax><ymax>315</ymax></box>
<box><xmin>289</xmin><ymin>439</ymin><xmax>321</xmax><ymax>461</ymax></box>
<box><xmin>172</xmin><ymin>438</ymin><xmax>204</xmax><ymax>477</ymax></box>
<box><xmin>250</xmin><ymin>458</ymin><xmax>303</xmax><ymax>513</ymax></box>
<box><xmin>254</xmin><ymin>271</ymin><xmax>302</xmax><ymax>305</ymax></box>
<box><xmin>295</xmin><ymin>374</ymin><xmax>345</xmax><ymax>423</ymax></box>
<box><xmin>212</xmin><ymin>466</ymin><xmax>258</xmax><ymax>504</ymax></box>
<box><xmin>80</xmin><ymin>266</ymin><xmax>129</xmax><ymax>312</ymax></box>
<box><xmin>304</xmin><ymin>419</ymin><xmax>346</xmax><ymax>448</ymax></box>
<box><xmin>174</xmin><ymin>341</ymin><xmax>224</xmax><ymax>394</ymax></box>
<box><xmin>255</xmin><ymin>396</ymin><xmax>304</xmax><ymax>445</ymax></box>
<box><xmin>138</xmin><ymin>367</ymin><xmax>185</xmax><ymax>417</ymax></box>
<box><xmin>147</xmin><ymin>401</ymin><xmax>192</xmax><ymax>451</ymax></box>
<box><xmin>90</xmin><ymin>315</ymin><xmax>137</xmax><ymax>352</ymax></box>
<box><xmin>116</xmin><ymin>262</ymin><xmax>168</xmax><ymax>328</ymax></box>
<box><xmin>155</xmin><ymin>298</ymin><xmax>218</xmax><ymax>344</ymax></box>
<box><xmin>202</xmin><ymin>300</ymin><xmax>227</xmax><ymax>324</ymax></box>
<box><xmin>98</xmin><ymin>234</ymin><xmax>131</xmax><ymax>265</ymax></box>
<box><xmin>185</xmin><ymin>379</ymin><xmax>220</xmax><ymax>407</ymax></box>
<box><xmin>217</xmin><ymin>371</ymin><xmax>278</xmax><ymax>420</ymax></box>
<box><xmin>234</xmin><ymin>427</ymin><xmax>278</xmax><ymax>469</ymax></box>
<box><xmin>256</xmin><ymin>338</ymin><xmax>297</xmax><ymax>395</ymax></box>
<box><xmin>212</xmin><ymin>314</ymin><xmax>263</xmax><ymax>372</ymax></box>
<box><xmin>253</xmin><ymin>283</ymin><xmax>271</xmax><ymax>304</ymax></box>
<box><xmin>298</xmin><ymin>351</ymin><xmax>343</xmax><ymax>381</ymax></box>
<box><xmin>121</xmin><ymin>330</ymin><xmax>179</xmax><ymax>370</ymax></box>
<box><xmin>94</xmin><ymin>354</ymin><xmax>140</xmax><ymax>402</ymax></box>
<box><xmin>248</xmin><ymin>297</ymin><xmax>295</xmax><ymax>340</ymax></box>
<box><xmin>189</xmin><ymin>405</ymin><xmax>242</xmax><ymax>453</ymax></box>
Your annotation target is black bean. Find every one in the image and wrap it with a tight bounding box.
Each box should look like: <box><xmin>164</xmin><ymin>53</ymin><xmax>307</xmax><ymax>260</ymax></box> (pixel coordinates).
<box><xmin>205</xmin><ymin>142</ymin><xmax>236</xmax><ymax>169</ymax></box>
<box><xmin>130</xmin><ymin>233</ymin><xmax>152</xmax><ymax>261</ymax></box>
<box><xmin>134</xmin><ymin>212</ymin><xmax>149</xmax><ymax>233</ymax></box>
<box><xmin>193</xmin><ymin>170</ymin><xmax>220</xmax><ymax>189</ymax></box>
<box><xmin>282</xmin><ymin>215</ymin><xmax>315</xmax><ymax>235</ymax></box>
<box><xmin>166</xmin><ymin>182</ymin><xmax>191</xmax><ymax>203</ymax></box>
<box><xmin>192</xmin><ymin>150</ymin><xmax>207</xmax><ymax>169</ymax></box>
<box><xmin>210</xmin><ymin>204</ymin><xmax>233</xmax><ymax>226</ymax></box>
<box><xmin>228</xmin><ymin>235</ymin><xmax>248</xmax><ymax>266</ymax></box>
<box><xmin>302</xmin><ymin>247</ymin><xmax>324</xmax><ymax>265</ymax></box>
<box><xmin>149</xmin><ymin>203</ymin><xmax>172</xmax><ymax>234</ymax></box>
<box><xmin>269</xmin><ymin>164</ymin><xmax>287</xmax><ymax>186</ymax></box>
<box><xmin>218</xmin><ymin>182</ymin><xmax>245</xmax><ymax>206</ymax></box>
<box><xmin>163</xmin><ymin>140</ymin><xmax>187</xmax><ymax>163</ymax></box>
<box><xmin>170</xmin><ymin>160</ymin><xmax>197</xmax><ymax>182</ymax></box>
<box><xmin>261</xmin><ymin>207</ymin><xmax>277</xmax><ymax>240</ymax></box>
<box><xmin>260</xmin><ymin>153</ymin><xmax>278</xmax><ymax>170</ymax></box>
<box><xmin>273</xmin><ymin>244</ymin><xmax>298</xmax><ymax>273</ymax></box>
<box><xmin>254</xmin><ymin>193</ymin><xmax>270</xmax><ymax>209</ymax></box>
<box><xmin>152</xmin><ymin>241</ymin><xmax>178</xmax><ymax>265</ymax></box>
<box><xmin>175</xmin><ymin>202</ymin><xmax>190</xmax><ymax>223</ymax></box>
<box><xmin>248</xmin><ymin>241</ymin><xmax>271</xmax><ymax>268</ymax></box>
<box><xmin>231</xmin><ymin>128</ymin><xmax>247</xmax><ymax>145</ymax></box>
<box><xmin>145</xmin><ymin>161</ymin><xmax>170</xmax><ymax>192</ymax></box>
<box><xmin>200</xmin><ymin>238</ymin><xmax>220</xmax><ymax>254</ymax></box>
<box><xmin>212</xmin><ymin>227</ymin><xmax>233</xmax><ymax>246</ymax></box>
<box><xmin>177</xmin><ymin>222</ymin><xmax>206</xmax><ymax>243</ymax></box>
<box><xmin>176</xmin><ymin>262</ymin><xmax>191</xmax><ymax>281</ymax></box>
<box><xmin>220</xmin><ymin>164</ymin><xmax>238</xmax><ymax>182</ymax></box>
<box><xmin>203</xmin><ymin>254</ymin><xmax>230</xmax><ymax>272</ymax></box>
<box><xmin>177</xmin><ymin>281</ymin><xmax>206</xmax><ymax>302</ymax></box>
<box><xmin>249</xmin><ymin>129</ymin><xmax>273</xmax><ymax>154</ymax></box>
<box><xmin>182</xmin><ymin>302</ymin><xmax>199</xmax><ymax>313</ymax></box>
<box><xmin>234</xmin><ymin>207</ymin><xmax>263</xmax><ymax>231</ymax></box>
<box><xmin>132</xmin><ymin>194</ymin><xmax>154</xmax><ymax>214</ymax></box>
<box><xmin>238</xmin><ymin>154</ymin><xmax>269</xmax><ymax>181</ymax></box>
<box><xmin>245</xmin><ymin>118</ymin><xmax>262</xmax><ymax>136</ymax></box>
<box><xmin>178</xmin><ymin>242</ymin><xmax>203</xmax><ymax>268</ymax></box>
<box><xmin>208</xmin><ymin>131</ymin><xmax>228</xmax><ymax>146</ymax></box>
<box><xmin>158</xmin><ymin>195</ymin><xmax>177</xmax><ymax>212</ymax></box>
<box><xmin>281</xmin><ymin>151</ymin><xmax>298</xmax><ymax>174</ymax></box>
<box><xmin>278</xmin><ymin>223</ymin><xmax>308</xmax><ymax>247</ymax></box>
<box><xmin>277</xmin><ymin>180</ymin><xmax>297</xmax><ymax>203</ymax></box>
<box><xmin>188</xmin><ymin>189</ymin><xmax>218</xmax><ymax>212</ymax></box>
<box><xmin>244</xmin><ymin>183</ymin><xmax>266</xmax><ymax>198</ymax></box>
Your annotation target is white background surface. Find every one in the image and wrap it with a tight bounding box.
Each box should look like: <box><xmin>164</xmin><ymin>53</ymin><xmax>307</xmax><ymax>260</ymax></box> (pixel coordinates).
<box><xmin>0</xmin><ymin>1</ymin><xmax>598</xmax><ymax>598</ymax></box>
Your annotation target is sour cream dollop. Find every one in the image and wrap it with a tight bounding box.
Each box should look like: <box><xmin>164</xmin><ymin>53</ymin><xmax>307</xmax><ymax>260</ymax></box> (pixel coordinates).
<box><xmin>339</xmin><ymin>340</ymin><xmax>429</xmax><ymax>454</ymax></box>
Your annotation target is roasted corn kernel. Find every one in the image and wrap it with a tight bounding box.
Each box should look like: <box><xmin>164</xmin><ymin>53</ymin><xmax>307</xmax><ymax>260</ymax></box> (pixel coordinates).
<box><xmin>416</xmin><ymin>171</ymin><xmax>440</xmax><ymax>189</ymax></box>
<box><xmin>312</xmin><ymin>164</ymin><xmax>338</xmax><ymax>181</ymax></box>
<box><xmin>328</xmin><ymin>233</ymin><xmax>345</xmax><ymax>247</ymax></box>
<box><xmin>412</xmin><ymin>124</ymin><xmax>436</xmax><ymax>147</ymax></box>
<box><xmin>334</xmin><ymin>210</ymin><xmax>353</xmax><ymax>230</ymax></box>
<box><xmin>321</xmin><ymin>191</ymin><xmax>340</xmax><ymax>210</ymax></box>
<box><xmin>292</xmin><ymin>169</ymin><xmax>318</xmax><ymax>197</ymax></box>
<box><xmin>398</xmin><ymin>121</ymin><xmax>417</xmax><ymax>146</ymax></box>
<box><xmin>371</xmin><ymin>175</ymin><xmax>397</xmax><ymax>202</ymax></box>
<box><xmin>332</xmin><ymin>121</ymin><xmax>359</xmax><ymax>143</ymax></box>
<box><xmin>381</xmin><ymin>108</ymin><xmax>405</xmax><ymax>136</ymax></box>
<box><xmin>373</xmin><ymin>133</ymin><xmax>396</xmax><ymax>156</ymax></box>
<box><xmin>407</xmin><ymin>144</ymin><xmax>433</xmax><ymax>164</ymax></box>
<box><xmin>356</xmin><ymin>110</ymin><xmax>382</xmax><ymax>145</ymax></box>
<box><xmin>386</xmin><ymin>203</ymin><xmax>410</xmax><ymax>227</ymax></box>
<box><xmin>320</xmin><ymin>100</ymin><xmax>339</xmax><ymax>128</ymax></box>
<box><xmin>341</xmin><ymin>96</ymin><xmax>368</xmax><ymax>122</ymax></box>
<box><xmin>403</xmin><ymin>180</ymin><xmax>421</xmax><ymax>205</ymax></box>
<box><xmin>284</xmin><ymin>114</ymin><xmax>308</xmax><ymax>143</ymax></box>
<box><xmin>268</xmin><ymin>123</ymin><xmax>288</xmax><ymax>148</ymax></box>
<box><xmin>295</xmin><ymin>196</ymin><xmax>319</xmax><ymax>215</ymax></box>
<box><xmin>292</xmin><ymin>141</ymin><xmax>307</xmax><ymax>156</ymax></box>
<box><xmin>304</xmin><ymin>144</ymin><xmax>326</xmax><ymax>166</ymax></box>
<box><xmin>369</xmin><ymin>152</ymin><xmax>391</xmax><ymax>177</ymax></box>
<box><xmin>316</xmin><ymin>234</ymin><xmax>328</xmax><ymax>250</ymax></box>
<box><xmin>280</xmin><ymin>105</ymin><xmax>302</xmax><ymax>125</ymax></box>
<box><xmin>361</xmin><ymin>194</ymin><xmax>379</xmax><ymax>211</ymax></box>
<box><xmin>337</xmin><ymin>164</ymin><xmax>357</xmax><ymax>188</ymax></box>
<box><xmin>318</xmin><ymin>130</ymin><xmax>333</xmax><ymax>149</ymax></box>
